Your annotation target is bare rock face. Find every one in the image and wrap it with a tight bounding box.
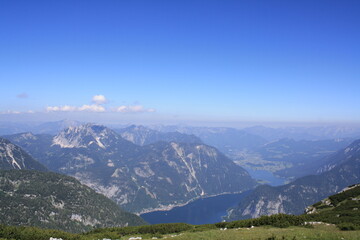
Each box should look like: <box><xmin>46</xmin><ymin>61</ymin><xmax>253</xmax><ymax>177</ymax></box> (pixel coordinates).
<box><xmin>0</xmin><ymin>137</ymin><xmax>47</xmax><ymax>171</ymax></box>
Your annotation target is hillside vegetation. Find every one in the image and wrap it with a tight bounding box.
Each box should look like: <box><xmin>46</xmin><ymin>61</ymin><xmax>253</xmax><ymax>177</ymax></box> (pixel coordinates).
<box><xmin>0</xmin><ymin>170</ymin><xmax>145</xmax><ymax>233</ymax></box>
<box><xmin>305</xmin><ymin>184</ymin><xmax>360</xmax><ymax>230</ymax></box>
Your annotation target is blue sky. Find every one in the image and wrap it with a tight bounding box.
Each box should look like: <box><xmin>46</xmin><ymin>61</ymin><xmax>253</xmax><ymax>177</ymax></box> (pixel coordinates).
<box><xmin>0</xmin><ymin>0</ymin><xmax>359</xmax><ymax>125</ymax></box>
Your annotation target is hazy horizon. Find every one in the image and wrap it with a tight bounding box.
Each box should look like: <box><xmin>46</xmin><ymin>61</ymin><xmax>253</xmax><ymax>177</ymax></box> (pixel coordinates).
<box><xmin>2</xmin><ymin>117</ymin><xmax>360</xmax><ymax>130</ymax></box>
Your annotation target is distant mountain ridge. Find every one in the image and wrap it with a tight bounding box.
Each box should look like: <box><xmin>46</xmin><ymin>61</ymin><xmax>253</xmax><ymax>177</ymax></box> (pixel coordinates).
<box><xmin>148</xmin><ymin>125</ymin><xmax>267</xmax><ymax>156</ymax></box>
<box><xmin>117</xmin><ymin>125</ymin><xmax>202</xmax><ymax>146</ymax></box>
<box><xmin>226</xmin><ymin>139</ymin><xmax>360</xmax><ymax>221</ymax></box>
<box><xmin>0</xmin><ymin>120</ymin><xmax>81</xmax><ymax>135</ymax></box>
<box><xmin>5</xmin><ymin>124</ymin><xmax>257</xmax><ymax>213</ymax></box>
<box><xmin>243</xmin><ymin>125</ymin><xmax>360</xmax><ymax>141</ymax></box>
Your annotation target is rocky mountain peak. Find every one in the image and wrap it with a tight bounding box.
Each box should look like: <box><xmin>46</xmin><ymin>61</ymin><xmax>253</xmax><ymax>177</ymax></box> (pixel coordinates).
<box><xmin>52</xmin><ymin>123</ymin><xmax>120</xmax><ymax>149</ymax></box>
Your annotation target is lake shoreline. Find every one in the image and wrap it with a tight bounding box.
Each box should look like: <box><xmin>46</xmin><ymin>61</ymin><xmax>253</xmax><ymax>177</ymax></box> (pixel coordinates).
<box><xmin>136</xmin><ymin>191</ymin><xmax>247</xmax><ymax>215</ymax></box>
<box><xmin>140</xmin><ymin>191</ymin><xmax>252</xmax><ymax>225</ymax></box>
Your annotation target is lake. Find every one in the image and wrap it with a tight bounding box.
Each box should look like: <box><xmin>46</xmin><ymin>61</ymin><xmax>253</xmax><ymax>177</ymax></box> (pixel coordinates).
<box><xmin>141</xmin><ymin>168</ymin><xmax>285</xmax><ymax>225</ymax></box>
<box><xmin>244</xmin><ymin>168</ymin><xmax>287</xmax><ymax>186</ymax></box>
<box><xmin>140</xmin><ymin>191</ymin><xmax>251</xmax><ymax>225</ymax></box>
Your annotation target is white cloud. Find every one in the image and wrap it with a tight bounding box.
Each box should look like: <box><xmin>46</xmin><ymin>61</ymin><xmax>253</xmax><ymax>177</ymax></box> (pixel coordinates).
<box><xmin>78</xmin><ymin>104</ymin><xmax>105</xmax><ymax>112</ymax></box>
<box><xmin>46</xmin><ymin>105</ymin><xmax>77</xmax><ymax>112</ymax></box>
<box><xmin>45</xmin><ymin>104</ymin><xmax>153</xmax><ymax>113</ymax></box>
<box><xmin>0</xmin><ymin>110</ymin><xmax>35</xmax><ymax>114</ymax></box>
<box><xmin>46</xmin><ymin>104</ymin><xmax>105</xmax><ymax>112</ymax></box>
<box><xmin>92</xmin><ymin>95</ymin><xmax>107</xmax><ymax>104</ymax></box>
<box><xmin>0</xmin><ymin>110</ymin><xmax>21</xmax><ymax>114</ymax></box>
<box><xmin>114</xmin><ymin>105</ymin><xmax>156</xmax><ymax>113</ymax></box>
<box><xmin>4</xmin><ymin>95</ymin><xmax>155</xmax><ymax>115</ymax></box>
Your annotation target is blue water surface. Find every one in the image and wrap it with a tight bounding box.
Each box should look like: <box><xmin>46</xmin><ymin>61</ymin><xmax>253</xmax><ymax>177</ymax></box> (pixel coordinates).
<box><xmin>141</xmin><ymin>191</ymin><xmax>251</xmax><ymax>225</ymax></box>
<box><xmin>141</xmin><ymin>169</ymin><xmax>285</xmax><ymax>225</ymax></box>
<box><xmin>244</xmin><ymin>168</ymin><xmax>287</xmax><ymax>186</ymax></box>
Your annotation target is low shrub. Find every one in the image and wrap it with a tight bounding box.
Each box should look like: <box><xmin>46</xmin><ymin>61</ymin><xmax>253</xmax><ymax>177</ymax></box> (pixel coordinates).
<box><xmin>85</xmin><ymin>222</ymin><xmax>193</xmax><ymax>237</ymax></box>
<box><xmin>0</xmin><ymin>225</ymin><xmax>79</xmax><ymax>240</ymax></box>
<box><xmin>219</xmin><ymin>214</ymin><xmax>307</xmax><ymax>229</ymax></box>
<box><xmin>337</xmin><ymin>223</ymin><xmax>360</xmax><ymax>231</ymax></box>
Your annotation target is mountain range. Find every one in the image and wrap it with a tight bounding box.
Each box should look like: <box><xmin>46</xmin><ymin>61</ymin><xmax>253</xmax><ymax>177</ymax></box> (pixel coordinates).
<box><xmin>4</xmin><ymin>121</ymin><xmax>360</xmax><ymax>224</ymax></box>
<box><xmin>146</xmin><ymin>125</ymin><xmax>354</xmax><ymax>181</ymax></box>
<box><xmin>5</xmin><ymin>123</ymin><xmax>257</xmax><ymax>213</ymax></box>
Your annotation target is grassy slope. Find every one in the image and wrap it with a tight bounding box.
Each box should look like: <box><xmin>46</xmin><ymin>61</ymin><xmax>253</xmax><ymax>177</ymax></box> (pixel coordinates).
<box><xmin>1</xmin><ymin>224</ymin><xmax>360</xmax><ymax>240</ymax></box>
<box><xmin>158</xmin><ymin>225</ymin><xmax>359</xmax><ymax>240</ymax></box>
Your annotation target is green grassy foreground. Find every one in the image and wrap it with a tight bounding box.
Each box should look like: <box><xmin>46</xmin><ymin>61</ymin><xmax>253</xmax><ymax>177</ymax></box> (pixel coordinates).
<box><xmin>149</xmin><ymin>225</ymin><xmax>359</xmax><ymax>240</ymax></box>
<box><xmin>0</xmin><ymin>224</ymin><xmax>360</xmax><ymax>240</ymax></box>
<box><xmin>1</xmin><ymin>220</ymin><xmax>360</xmax><ymax>240</ymax></box>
